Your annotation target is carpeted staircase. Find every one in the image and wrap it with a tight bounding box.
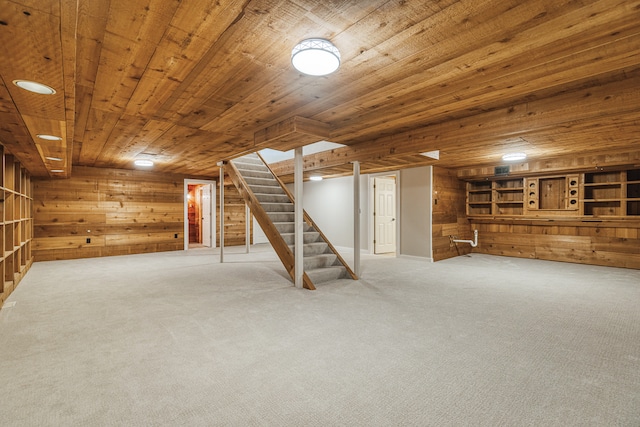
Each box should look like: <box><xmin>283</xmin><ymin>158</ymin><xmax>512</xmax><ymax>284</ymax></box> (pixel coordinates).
<box><xmin>228</xmin><ymin>153</ymin><xmax>356</xmax><ymax>289</ymax></box>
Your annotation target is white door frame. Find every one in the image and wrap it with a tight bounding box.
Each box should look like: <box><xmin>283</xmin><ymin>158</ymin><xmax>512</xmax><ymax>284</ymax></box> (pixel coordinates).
<box><xmin>183</xmin><ymin>179</ymin><xmax>216</xmax><ymax>250</ymax></box>
<box><xmin>201</xmin><ymin>185</ymin><xmax>212</xmax><ymax>247</ymax></box>
<box><xmin>368</xmin><ymin>171</ymin><xmax>400</xmax><ymax>255</ymax></box>
<box><xmin>373</xmin><ymin>176</ymin><xmax>397</xmax><ymax>254</ymax></box>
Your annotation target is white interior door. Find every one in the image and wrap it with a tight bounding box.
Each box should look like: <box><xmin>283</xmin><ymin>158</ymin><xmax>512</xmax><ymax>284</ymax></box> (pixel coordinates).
<box><xmin>201</xmin><ymin>184</ymin><xmax>212</xmax><ymax>247</ymax></box>
<box><xmin>374</xmin><ymin>177</ymin><xmax>397</xmax><ymax>254</ymax></box>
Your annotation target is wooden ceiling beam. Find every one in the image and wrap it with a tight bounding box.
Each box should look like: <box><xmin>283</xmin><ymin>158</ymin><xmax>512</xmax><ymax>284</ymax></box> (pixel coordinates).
<box><xmin>270</xmin><ymin>72</ymin><xmax>640</xmax><ymax>176</ymax></box>
<box><xmin>254</xmin><ymin>116</ymin><xmax>331</xmax><ymax>152</ymax></box>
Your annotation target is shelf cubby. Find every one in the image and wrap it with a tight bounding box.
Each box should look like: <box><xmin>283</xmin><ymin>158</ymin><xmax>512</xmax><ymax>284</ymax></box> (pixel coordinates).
<box><xmin>0</xmin><ymin>152</ymin><xmax>34</xmax><ymax>306</ymax></box>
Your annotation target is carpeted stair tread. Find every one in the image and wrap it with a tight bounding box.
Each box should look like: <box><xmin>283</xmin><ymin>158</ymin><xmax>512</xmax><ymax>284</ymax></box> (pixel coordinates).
<box><xmin>305</xmin><ymin>266</ymin><xmax>348</xmax><ymax>284</ymax></box>
<box><xmin>273</xmin><ymin>222</ymin><xmax>320</xmax><ymax>235</ymax></box>
<box><xmin>246</xmin><ymin>184</ymin><xmax>286</xmax><ymax>195</ymax></box>
<box><xmin>235</xmin><ymin>169</ymin><xmax>273</xmax><ymax>179</ymax></box>
<box><xmin>288</xmin><ymin>242</ymin><xmax>331</xmax><ymax>256</ymax></box>
<box><xmin>304</xmin><ymin>253</ymin><xmax>339</xmax><ymax>270</ymax></box>
<box><xmin>267</xmin><ymin>212</ymin><xmax>295</xmax><ymax>223</ymax></box>
<box><xmin>280</xmin><ymin>231</ymin><xmax>321</xmax><ymax>244</ymax></box>
<box><xmin>262</xmin><ymin>202</ymin><xmax>294</xmax><ymax>212</ymax></box>
<box><xmin>233</xmin><ymin>161</ymin><xmax>268</xmax><ymax>170</ymax></box>
<box><xmin>243</xmin><ymin>176</ymin><xmax>280</xmax><ymax>186</ymax></box>
<box><xmin>254</xmin><ymin>193</ymin><xmax>291</xmax><ymax>203</ymax></box>
<box><xmin>232</xmin><ymin>155</ymin><xmax>262</xmax><ymax>165</ymax></box>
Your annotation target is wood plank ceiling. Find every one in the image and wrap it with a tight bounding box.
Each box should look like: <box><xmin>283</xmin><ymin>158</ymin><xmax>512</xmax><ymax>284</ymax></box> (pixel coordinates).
<box><xmin>0</xmin><ymin>0</ymin><xmax>638</xmax><ymax>180</ymax></box>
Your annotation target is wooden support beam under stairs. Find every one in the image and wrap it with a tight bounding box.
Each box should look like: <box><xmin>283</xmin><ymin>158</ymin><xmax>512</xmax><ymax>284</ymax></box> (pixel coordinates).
<box><xmin>227</xmin><ymin>153</ymin><xmax>356</xmax><ymax>290</ymax></box>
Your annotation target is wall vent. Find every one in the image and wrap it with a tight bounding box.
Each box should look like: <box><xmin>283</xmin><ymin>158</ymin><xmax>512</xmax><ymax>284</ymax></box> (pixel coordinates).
<box><xmin>494</xmin><ymin>165</ymin><xmax>510</xmax><ymax>176</ymax></box>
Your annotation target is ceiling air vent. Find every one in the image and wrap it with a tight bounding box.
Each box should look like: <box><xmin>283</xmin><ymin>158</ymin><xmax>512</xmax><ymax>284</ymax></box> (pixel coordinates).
<box><xmin>494</xmin><ymin>165</ymin><xmax>510</xmax><ymax>176</ymax></box>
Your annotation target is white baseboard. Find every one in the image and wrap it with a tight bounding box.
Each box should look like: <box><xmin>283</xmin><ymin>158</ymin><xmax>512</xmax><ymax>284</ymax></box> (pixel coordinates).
<box><xmin>399</xmin><ymin>254</ymin><xmax>434</xmax><ymax>263</ymax></box>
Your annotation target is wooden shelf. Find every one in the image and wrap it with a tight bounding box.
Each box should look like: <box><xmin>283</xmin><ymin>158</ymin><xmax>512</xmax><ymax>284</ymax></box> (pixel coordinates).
<box><xmin>496</xmin><ymin>188</ymin><xmax>524</xmax><ymax>192</ymax></box>
<box><xmin>0</xmin><ymin>149</ymin><xmax>33</xmax><ymax>307</ymax></box>
<box><xmin>466</xmin><ymin>168</ymin><xmax>640</xmax><ymax>219</ymax></box>
<box><xmin>583</xmin><ymin>182</ymin><xmax>622</xmax><ymax>187</ymax></box>
<box><xmin>466</xmin><ymin>178</ymin><xmax>524</xmax><ymax>216</ymax></box>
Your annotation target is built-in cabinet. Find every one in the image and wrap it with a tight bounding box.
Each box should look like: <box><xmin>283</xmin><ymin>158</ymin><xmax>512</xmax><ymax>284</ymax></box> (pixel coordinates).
<box><xmin>582</xmin><ymin>169</ymin><xmax>640</xmax><ymax>217</ymax></box>
<box><xmin>467</xmin><ymin>177</ymin><xmax>527</xmax><ymax>216</ymax></box>
<box><xmin>467</xmin><ymin>168</ymin><xmax>640</xmax><ymax>218</ymax></box>
<box><xmin>0</xmin><ymin>148</ymin><xmax>34</xmax><ymax>307</ymax></box>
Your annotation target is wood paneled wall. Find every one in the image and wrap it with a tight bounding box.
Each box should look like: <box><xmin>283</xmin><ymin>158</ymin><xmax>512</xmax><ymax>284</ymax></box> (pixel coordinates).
<box><xmin>432</xmin><ymin>167</ymin><xmax>472</xmax><ymax>261</ymax></box>
<box><xmin>456</xmin><ymin>153</ymin><xmax>640</xmax><ymax>269</ymax></box>
<box><xmin>34</xmin><ymin>166</ymin><xmax>185</xmax><ymax>261</ymax></box>
<box><xmin>470</xmin><ymin>219</ymin><xmax>640</xmax><ymax>269</ymax></box>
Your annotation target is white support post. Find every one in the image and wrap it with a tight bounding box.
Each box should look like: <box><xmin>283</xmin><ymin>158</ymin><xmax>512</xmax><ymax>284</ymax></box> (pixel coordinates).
<box><xmin>353</xmin><ymin>161</ymin><xmax>361</xmax><ymax>278</ymax></box>
<box><xmin>294</xmin><ymin>147</ymin><xmax>304</xmax><ymax>288</ymax></box>
<box><xmin>245</xmin><ymin>203</ymin><xmax>250</xmax><ymax>253</ymax></box>
<box><xmin>218</xmin><ymin>163</ymin><xmax>225</xmax><ymax>263</ymax></box>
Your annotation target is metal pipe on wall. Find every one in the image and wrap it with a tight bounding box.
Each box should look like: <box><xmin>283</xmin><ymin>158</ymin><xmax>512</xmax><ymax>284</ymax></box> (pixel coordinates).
<box><xmin>451</xmin><ymin>229</ymin><xmax>479</xmax><ymax>247</ymax></box>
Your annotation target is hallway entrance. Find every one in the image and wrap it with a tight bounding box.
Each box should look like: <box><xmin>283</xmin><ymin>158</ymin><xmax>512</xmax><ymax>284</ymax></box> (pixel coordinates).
<box><xmin>184</xmin><ymin>180</ymin><xmax>216</xmax><ymax>250</ymax></box>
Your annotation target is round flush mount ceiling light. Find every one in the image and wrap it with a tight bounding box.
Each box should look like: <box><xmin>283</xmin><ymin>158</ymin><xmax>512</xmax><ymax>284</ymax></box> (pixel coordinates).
<box><xmin>37</xmin><ymin>134</ymin><xmax>63</xmax><ymax>141</ymax></box>
<box><xmin>309</xmin><ymin>175</ymin><xmax>323</xmax><ymax>181</ymax></box>
<box><xmin>502</xmin><ymin>152</ymin><xmax>527</xmax><ymax>162</ymax></box>
<box><xmin>13</xmin><ymin>80</ymin><xmax>56</xmax><ymax>95</ymax></box>
<box><xmin>291</xmin><ymin>38</ymin><xmax>340</xmax><ymax>76</ymax></box>
<box><xmin>134</xmin><ymin>159</ymin><xmax>154</xmax><ymax>167</ymax></box>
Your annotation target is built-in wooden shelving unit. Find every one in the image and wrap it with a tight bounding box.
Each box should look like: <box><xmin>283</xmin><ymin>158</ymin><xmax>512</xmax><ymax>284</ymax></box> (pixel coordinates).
<box><xmin>582</xmin><ymin>169</ymin><xmax>640</xmax><ymax>217</ymax></box>
<box><xmin>466</xmin><ymin>168</ymin><xmax>640</xmax><ymax>218</ymax></box>
<box><xmin>0</xmin><ymin>148</ymin><xmax>33</xmax><ymax>307</ymax></box>
<box><xmin>467</xmin><ymin>177</ymin><xmax>525</xmax><ymax>216</ymax></box>
<box><xmin>461</xmin><ymin>165</ymin><xmax>640</xmax><ymax>270</ymax></box>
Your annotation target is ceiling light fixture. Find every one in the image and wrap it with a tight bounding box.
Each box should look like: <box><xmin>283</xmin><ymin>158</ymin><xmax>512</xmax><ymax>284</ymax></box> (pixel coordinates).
<box><xmin>50</xmin><ymin>169</ymin><xmax>64</xmax><ymax>173</ymax></box>
<box><xmin>502</xmin><ymin>152</ymin><xmax>527</xmax><ymax>162</ymax></box>
<box><xmin>12</xmin><ymin>80</ymin><xmax>56</xmax><ymax>95</ymax></box>
<box><xmin>291</xmin><ymin>38</ymin><xmax>340</xmax><ymax>76</ymax></box>
<box><xmin>134</xmin><ymin>159</ymin><xmax>154</xmax><ymax>167</ymax></box>
<box><xmin>37</xmin><ymin>134</ymin><xmax>63</xmax><ymax>141</ymax></box>
<box><xmin>45</xmin><ymin>156</ymin><xmax>63</xmax><ymax>161</ymax></box>
<box><xmin>309</xmin><ymin>175</ymin><xmax>323</xmax><ymax>181</ymax></box>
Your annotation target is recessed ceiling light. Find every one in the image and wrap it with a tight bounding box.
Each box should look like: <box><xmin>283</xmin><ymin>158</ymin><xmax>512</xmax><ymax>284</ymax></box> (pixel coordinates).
<box><xmin>12</xmin><ymin>80</ymin><xmax>56</xmax><ymax>95</ymax></box>
<box><xmin>50</xmin><ymin>169</ymin><xmax>64</xmax><ymax>173</ymax></box>
<box><xmin>502</xmin><ymin>152</ymin><xmax>527</xmax><ymax>162</ymax></box>
<box><xmin>45</xmin><ymin>156</ymin><xmax>63</xmax><ymax>161</ymax></box>
<box><xmin>291</xmin><ymin>38</ymin><xmax>340</xmax><ymax>76</ymax></box>
<box><xmin>309</xmin><ymin>175</ymin><xmax>323</xmax><ymax>181</ymax></box>
<box><xmin>134</xmin><ymin>159</ymin><xmax>154</xmax><ymax>167</ymax></box>
<box><xmin>37</xmin><ymin>134</ymin><xmax>63</xmax><ymax>141</ymax></box>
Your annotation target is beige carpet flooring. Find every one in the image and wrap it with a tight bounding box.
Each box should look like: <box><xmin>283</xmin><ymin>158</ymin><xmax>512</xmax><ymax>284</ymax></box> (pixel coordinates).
<box><xmin>1</xmin><ymin>246</ymin><xmax>639</xmax><ymax>426</ymax></box>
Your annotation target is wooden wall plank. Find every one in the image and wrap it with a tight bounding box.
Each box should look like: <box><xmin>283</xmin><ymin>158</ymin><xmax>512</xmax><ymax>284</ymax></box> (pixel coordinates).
<box><xmin>33</xmin><ymin>166</ymin><xmax>251</xmax><ymax>261</ymax></box>
<box><xmin>471</xmin><ymin>219</ymin><xmax>640</xmax><ymax>269</ymax></box>
<box><xmin>33</xmin><ymin>166</ymin><xmax>185</xmax><ymax>260</ymax></box>
<box><xmin>432</xmin><ymin>167</ymin><xmax>472</xmax><ymax>261</ymax></box>
<box><xmin>216</xmin><ymin>182</ymin><xmax>250</xmax><ymax>247</ymax></box>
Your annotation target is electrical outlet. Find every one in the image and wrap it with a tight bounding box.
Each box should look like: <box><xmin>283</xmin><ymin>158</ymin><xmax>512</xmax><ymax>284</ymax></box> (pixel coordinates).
<box><xmin>174</xmin><ymin>233</ymin><xmax>178</xmax><ymax>238</ymax></box>
<box><xmin>86</xmin><ymin>238</ymin><xmax>91</xmax><ymax>244</ymax></box>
